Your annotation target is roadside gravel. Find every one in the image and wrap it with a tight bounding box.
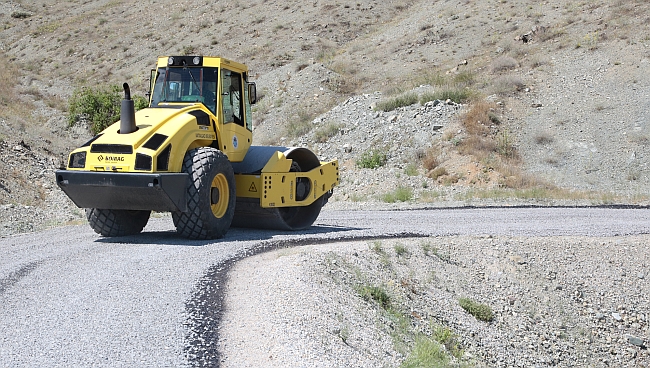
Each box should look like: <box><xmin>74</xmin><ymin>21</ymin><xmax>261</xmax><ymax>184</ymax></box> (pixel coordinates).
<box><xmin>219</xmin><ymin>234</ymin><xmax>650</xmax><ymax>367</ymax></box>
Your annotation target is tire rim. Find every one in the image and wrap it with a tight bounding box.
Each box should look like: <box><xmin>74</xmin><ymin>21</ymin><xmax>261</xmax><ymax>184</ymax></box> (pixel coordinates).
<box><xmin>210</xmin><ymin>173</ymin><xmax>229</xmax><ymax>218</ymax></box>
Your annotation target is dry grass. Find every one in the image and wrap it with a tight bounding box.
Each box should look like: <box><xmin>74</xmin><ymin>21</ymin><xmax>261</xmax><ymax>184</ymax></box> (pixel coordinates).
<box><xmin>0</xmin><ymin>54</ymin><xmax>20</xmax><ymax>108</ymax></box>
<box><xmin>0</xmin><ymin>54</ymin><xmax>37</xmax><ymax>126</ymax></box>
<box><xmin>449</xmin><ymin>100</ymin><xmax>554</xmax><ymax>190</ymax></box>
<box><xmin>313</xmin><ymin>122</ymin><xmax>343</xmax><ymax>143</ymax></box>
<box><xmin>492</xmin><ymin>75</ymin><xmax>525</xmax><ymax>95</ymax></box>
<box><xmin>421</xmin><ymin>148</ymin><xmax>440</xmax><ymax>171</ymax></box>
<box><xmin>428</xmin><ymin>167</ymin><xmax>448</xmax><ymax>180</ymax></box>
<box><xmin>375</xmin><ymin>92</ymin><xmax>419</xmax><ymax>112</ymax></box>
<box><xmin>460</xmin><ymin>100</ymin><xmax>494</xmax><ymax>137</ymax></box>
<box><xmin>534</xmin><ymin>131</ymin><xmax>554</xmax><ymax>145</ymax></box>
<box><xmin>324</xmin><ymin>74</ymin><xmax>363</xmax><ymax>95</ymax></box>
<box><xmin>491</xmin><ymin>56</ymin><xmax>518</xmax><ymax>73</ymax></box>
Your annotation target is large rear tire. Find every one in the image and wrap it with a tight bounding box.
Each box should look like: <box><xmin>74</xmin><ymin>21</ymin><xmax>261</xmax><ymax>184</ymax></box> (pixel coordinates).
<box><xmin>173</xmin><ymin>147</ymin><xmax>236</xmax><ymax>240</ymax></box>
<box><xmin>86</xmin><ymin>208</ymin><xmax>151</xmax><ymax>237</ymax></box>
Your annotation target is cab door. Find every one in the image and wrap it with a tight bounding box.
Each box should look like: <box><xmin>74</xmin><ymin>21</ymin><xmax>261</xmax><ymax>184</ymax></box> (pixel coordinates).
<box><xmin>219</xmin><ymin>68</ymin><xmax>252</xmax><ymax>162</ymax></box>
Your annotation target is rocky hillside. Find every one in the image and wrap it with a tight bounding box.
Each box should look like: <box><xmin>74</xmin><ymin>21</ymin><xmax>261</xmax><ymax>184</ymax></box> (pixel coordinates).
<box><xmin>1</xmin><ymin>0</ymin><xmax>649</xmax><ymax>235</ymax></box>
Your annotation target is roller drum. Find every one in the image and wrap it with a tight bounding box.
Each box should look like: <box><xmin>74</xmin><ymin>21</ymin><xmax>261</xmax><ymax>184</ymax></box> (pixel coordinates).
<box><xmin>231</xmin><ymin>146</ymin><xmax>326</xmax><ymax>230</ymax></box>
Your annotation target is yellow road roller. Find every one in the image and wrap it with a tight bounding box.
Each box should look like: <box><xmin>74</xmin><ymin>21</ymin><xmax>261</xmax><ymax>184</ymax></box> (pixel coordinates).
<box><xmin>56</xmin><ymin>56</ymin><xmax>339</xmax><ymax>239</ymax></box>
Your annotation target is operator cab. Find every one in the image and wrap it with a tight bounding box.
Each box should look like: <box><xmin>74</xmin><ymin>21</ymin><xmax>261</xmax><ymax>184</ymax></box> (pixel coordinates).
<box><xmin>150</xmin><ymin>56</ymin><xmax>219</xmax><ymax>114</ymax></box>
<box><xmin>149</xmin><ymin>56</ymin><xmax>257</xmax><ymax>130</ymax></box>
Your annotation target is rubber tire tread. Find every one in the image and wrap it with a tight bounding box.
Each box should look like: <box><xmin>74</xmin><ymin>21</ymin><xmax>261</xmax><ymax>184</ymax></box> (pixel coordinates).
<box><xmin>86</xmin><ymin>208</ymin><xmax>151</xmax><ymax>237</ymax></box>
<box><xmin>172</xmin><ymin>147</ymin><xmax>236</xmax><ymax>240</ymax></box>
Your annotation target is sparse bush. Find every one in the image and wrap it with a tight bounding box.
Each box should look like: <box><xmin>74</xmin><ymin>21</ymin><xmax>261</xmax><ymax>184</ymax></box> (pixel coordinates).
<box><xmin>459</xmin><ymin>136</ymin><xmax>497</xmax><ymax>158</ymax></box>
<box><xmin>420</xmin><ymin>88</ymin><xmax>473</xmax><ymax>104</ymax></box>
<box><xmin>492</xmin><ymin>75</ymin><xmax>525</xmax><ymax>95</ymax></box>
<box><xmin>420</xmin><ymin>73</ymin><xmax>447</xmax><ymax>87</ymax></box>
<box><xmin>404</xmin><ymin>163</ymin><xmax>418</xmax><ymax>176</ymax></box>
<box><xmin>313</xmin><ymin>122</ymin><xmax>342</xmax><ymax>143</ymax></box>
<box><xmin>181</xmin><ymin>45</ymin><xmax>197</xmax><ymax>55</ymax></box>
<box><xmin>428</xmin><ymin>167</ymin><xmax>448</xmax><ymax>180</ymax></box>
<box><xmin>420</xmin><ymin>242</ymin><xmax>431</xmax><ymax>255</ymax></box>
<box><xmin>537</xmin><ymin>26</ymin><xmax>566</xmax><ymax>42</ymax></box>
<box><xmin>491</xmin><ymin>56</ymin><xmax>518</xmax><ymax>72</ymax></box>
<box><xmin>286</xmin><ymin>109</ymin><xmax>315</xmax><ymax>137</ymax></box>
<box><xmin>496</xmin><ymin>129</ymin><xmax>517</xmax><ymax>159</ymax></box>
<box><xmin>422</xmin><ymin>148</ymin><xmax>440</xmax><ymax>171</ymax></box>
<box><xmin>433</xmin><ymin>325</ymin><xmax>463</xmax><ymax>359</ymax></box>
<box><xmin>452</xmin><ymin>71</ymin><xmax>476</xmax><ymax>86</ymax></box>
<box><xmin>577</xmin><ymin>32</ymin><xmax>600</xmax><ymax>50</ymax></box>
<box><xmin>394</xmin><ymin>243</ymin><xmax>408</xmax><ymax>256</ymax></box>
<box><xmin>401</xmin><ymin>336</ymin><xmax>450</xmax><ymax>368</ymax></box>
<box><xmin>382</xmin><ymin>185</ymin><xmax>413</xmax><ymax>203</ymax></box>
<box><xmin>529</xmin><ymin>54</ymin><xmax>549</xmax><ymax>68</ymax></box>
<box><xmin>461</xmin><ymin>100</ymin><xmax>495</xmax><ymax>136</ymax></box>
<box><xmin>459</xmin><ymin>297</ymin><xmax>494</xmax><ymax>322</ymax></box>
<box><xmin>11</xmin><ymin>11</ymin><xmax>32</xmax><ymax>19</ymax></box>
<box><xmin>324</xmin><ymin>74</ymin><xmax>362</xmax><ymax>95</ymax></box>
<box><xmin>419</xmin><ymin>190</ymin><xmax>442</xmax><ymax>202</ymax></box>
<box><xmin>359</xmin><ymin>285</ymin><xmax>390</xmax><ymax>308</ymax></box>
<box><xmin>534</xmin><ymin>131</ymin><xmax>554</xmax><ymax>145</ymax></box>
<box><xmin>375</xmin><ymin>92</ymin><xmax>419</xmax><ymax>112</ymax></box>
<box><xmin>370</xmin><ymin>240</ymin><xmax>385</xmax><ymax>254</ymax></box>
<box><xmin>68</xmin><ymin>85</ymin><xmax>148</xmax><ymax>134</ymax></box>
<box><xmin>357</xmin><ymin>149</ymin><xmax>387</xmax><ymax>169</ymax></box>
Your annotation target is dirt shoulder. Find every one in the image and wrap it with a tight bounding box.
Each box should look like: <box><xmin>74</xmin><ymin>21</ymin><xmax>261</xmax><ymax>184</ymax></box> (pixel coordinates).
<box><xmin>219</xmin><ymin>236</ymin><xmax>650</xmax><ymax>367</ymax></box>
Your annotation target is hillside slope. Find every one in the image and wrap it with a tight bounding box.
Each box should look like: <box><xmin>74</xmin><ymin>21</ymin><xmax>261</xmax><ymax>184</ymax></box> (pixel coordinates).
<box><xmin>0</xmin><ymin>0</ymin><xmax>649</xmax><ymax>235</ymax></box>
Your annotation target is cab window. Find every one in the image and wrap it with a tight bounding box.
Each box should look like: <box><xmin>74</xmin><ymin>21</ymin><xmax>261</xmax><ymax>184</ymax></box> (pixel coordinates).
<box><xmin>221</xmin><ymin>69</ymin><xmax>243</xmax><ymax>126</ymax></box>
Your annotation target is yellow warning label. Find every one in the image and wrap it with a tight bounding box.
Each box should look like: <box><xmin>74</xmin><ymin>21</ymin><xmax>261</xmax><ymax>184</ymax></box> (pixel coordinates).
<box><xmin>249</xmin><ymin>182</ymin><xmax>257</xmax><ymax>192</ymax></box>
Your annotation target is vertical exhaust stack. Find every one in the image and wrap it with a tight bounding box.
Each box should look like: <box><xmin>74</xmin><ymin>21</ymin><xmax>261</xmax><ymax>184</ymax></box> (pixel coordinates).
<box><xmin>120</xmin><ymin>83</ymin><xmax>137</xmax><ymax>134</ymax></box>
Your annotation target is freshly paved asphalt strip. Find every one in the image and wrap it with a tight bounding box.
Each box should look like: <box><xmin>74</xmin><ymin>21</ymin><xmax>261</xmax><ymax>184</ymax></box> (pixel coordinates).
<box><xmin>1</xmin><ymin>207</ymin><xmax>649</xmax><ymax>367</ymax></box>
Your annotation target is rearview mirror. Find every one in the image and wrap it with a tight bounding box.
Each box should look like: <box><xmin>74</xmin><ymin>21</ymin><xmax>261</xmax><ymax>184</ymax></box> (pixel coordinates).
<box><xmin>247</xmin><ymin>82</ymin><xmax>257</xmax><ymax>105</ymax></box>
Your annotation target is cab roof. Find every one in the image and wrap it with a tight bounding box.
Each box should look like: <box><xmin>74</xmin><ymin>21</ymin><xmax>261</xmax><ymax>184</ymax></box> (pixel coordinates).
<box><xmin>156</xmin><ymin>56</ymin><xmax>248</xmax><ymax>72</ymax></box>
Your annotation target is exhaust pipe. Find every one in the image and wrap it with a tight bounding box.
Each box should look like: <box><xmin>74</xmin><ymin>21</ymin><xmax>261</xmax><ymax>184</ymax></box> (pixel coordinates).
<box><xmin>120</xmin><ymin>83</ymin><xmax>137</xmax><ymax>134</ymax></box>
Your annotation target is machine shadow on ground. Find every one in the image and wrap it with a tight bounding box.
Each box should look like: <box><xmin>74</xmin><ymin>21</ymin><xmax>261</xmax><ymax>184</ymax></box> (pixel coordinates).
<box><xmin>93</xmin><ymin>224</ymin><xmax>364</xmax><ymax>247</ymax></box>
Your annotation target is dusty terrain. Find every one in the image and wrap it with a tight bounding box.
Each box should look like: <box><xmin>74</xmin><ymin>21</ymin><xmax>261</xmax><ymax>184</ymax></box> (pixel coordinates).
<box><xmin>1</xmin><ymin>0</ymin><xmax>649</xmax><ymax>234</ymax></box>
<box><xmin>0</xmin><ymin>1</ymin><xmax>649</xmax><ymax>367</ymax></box>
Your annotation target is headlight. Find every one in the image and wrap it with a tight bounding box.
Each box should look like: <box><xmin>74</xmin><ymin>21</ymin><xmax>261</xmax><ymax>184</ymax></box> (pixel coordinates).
<box><xmin>135</xmin><ymin>153</ymin><xmax>152</xmax><ymax>171</ymax></box>
<box><xmin>68</xmin><ymin>152</ymin><xmax>86</xmax><ymax>168</ymax></box>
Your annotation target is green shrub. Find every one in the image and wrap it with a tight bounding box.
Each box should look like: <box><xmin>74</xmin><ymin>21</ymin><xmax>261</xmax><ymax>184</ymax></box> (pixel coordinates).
<box><xmin>382</xmin><ymin>185</ymin><xmax>414</xmax><ymax>203</ymax></box>
<box><xmin>375</xmin><ymin>92</ymin><xmax>419</xmax><ymax>112</ymax></box>
<box><xmin>68</xmin><ymin>85</ymin><xmax>149</xmax><ymax>135</ymax></box>
<box><xmin>11</xmin><ymin>11</ymin><xmax>32</xmax><ymax>19</ymax></box>
<box><xmin>404</xmin><ymin>163</ymin><xmax>418</xmax><ymax>176</ymax></box>
<box><xmin>401</xmin><ymin>336</ymin><xmax>450</xmax><ymax>368</ymax></box>
<box><xmin>370</xmin><ymin>240</ymin><xmax>385</xmax><ymax>254</ymax></box>
<box><xmin>459</xmin><ymin>297</ymin><xmax>494</xmax><ymax>322</ymax></box>
<box><xmin>496</xmin><ymin>129</ymin><xmax>517</xmax><ymax>158</ymax></box>
<box><xmin>357</xmin><ymin>149</ymin><xmax>387</xmax><ymax>169</ymax></box>
<box><xmin>133</xmin><ymin>95</ymin><xmax>149</xmax><ymax>110</ymax></box>
<box><xmin>394</xmin><ymin>243</ymin><xmax>408</xmax><ymax>256</ymax></box>
<box><xmin>359</xmin><ymin>285</ymin><xmax>390</xmax><ymax>308</ymax></box>
<box><xmin>420</xmin><ymin>88</ymin><xmax>473</xmax><ymax>104</ymax></box>
<box><xmin>286</xmin><ymin>108</ymin><xmax>316</xmax><ymax>137</ymax></box>
<box><xmin>433</xmin><ymin>325</ymin><xmax>463</xmax><ymax>359</ymax></box>
<box><xmin>313</xmin><ymin>122</ymin><xmax>342</xmax><ymax>143</ymax></box>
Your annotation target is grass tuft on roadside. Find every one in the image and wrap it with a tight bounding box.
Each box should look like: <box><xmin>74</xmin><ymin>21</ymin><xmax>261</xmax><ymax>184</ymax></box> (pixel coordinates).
<box><xmin>459</xmin><ymin>297</ymin><xmax>494</xmax><ymax>322</ymax></box>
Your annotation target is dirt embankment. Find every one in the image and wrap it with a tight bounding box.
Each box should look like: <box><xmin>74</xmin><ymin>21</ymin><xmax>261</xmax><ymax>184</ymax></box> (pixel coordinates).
<box><xmin>220</xmin><ymin>235</ymin><xmax>650</xmax><ymax>367</ymax></box>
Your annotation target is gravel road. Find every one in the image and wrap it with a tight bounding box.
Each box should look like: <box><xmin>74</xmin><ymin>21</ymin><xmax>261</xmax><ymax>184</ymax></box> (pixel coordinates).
<box><xmin>1</xmin><ymin>207</ymin><xmax>649</xmax><ymax>367</ymax></box>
